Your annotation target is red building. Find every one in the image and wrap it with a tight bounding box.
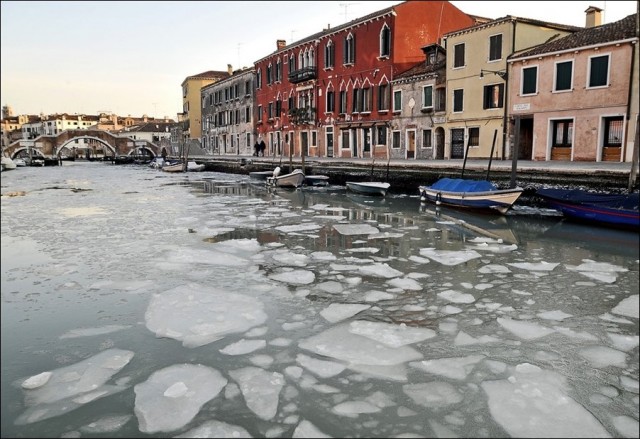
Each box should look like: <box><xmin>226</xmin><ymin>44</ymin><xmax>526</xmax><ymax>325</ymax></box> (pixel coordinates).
<box><xmin>254</xmin><ymin>1</ymin><xmax>476</xmax><ymax>160</ymax></box>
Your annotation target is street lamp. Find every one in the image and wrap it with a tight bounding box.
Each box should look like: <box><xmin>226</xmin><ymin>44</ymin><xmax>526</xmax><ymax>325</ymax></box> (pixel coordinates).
<box><xmin>480</xmin><ymin>69</ymin><xmax>507</xmax><ymax>80</ymax></box>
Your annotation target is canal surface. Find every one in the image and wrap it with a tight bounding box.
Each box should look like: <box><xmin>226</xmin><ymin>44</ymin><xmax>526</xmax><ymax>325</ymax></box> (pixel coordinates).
<box><xmin>1</xmin><ymin>162</ymin><xmax>638</xmax><ymax>438</ymax></box>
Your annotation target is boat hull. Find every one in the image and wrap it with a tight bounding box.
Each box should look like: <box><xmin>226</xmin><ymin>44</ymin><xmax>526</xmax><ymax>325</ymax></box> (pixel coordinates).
<box><xmin>419</xmin><ymin>185</ymin><xmax>523</xmax><ymax>214</ymax></box>
<box><xmin>346</xmin><ymin>181</ymin><xmax>390</xmax><ymax>196</ymax></box>
<box><xmin>267</xmin><ymin>169</ymin><xmax>306</xmax><ymax>188</ymax></box>
<box><xmin>249</xmin><ymin>171</ymin><xmax>274</xmax><ymax>180</ymax></box>
<box><xmin>305</xmin><ymin>175</ymin><xmax>330</xmax><ymax>186</ymax></box>
<box><xmin>536</xmin><ymin>188</ymin><xmax>639</xmax><ymax>229</ymax></box>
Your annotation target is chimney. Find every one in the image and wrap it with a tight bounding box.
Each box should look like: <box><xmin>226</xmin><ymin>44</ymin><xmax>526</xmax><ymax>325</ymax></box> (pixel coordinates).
<box><xmin>277</xmin><ymin>39</ymin><xmax>286</xmax><ymax>50</ymax></box>
<box><xmin>585</xmin><ymin>6</ymin><xmax>603</xmax><ymax>28</ymax></box>
<box><xmin>227</xmin><ymin>64</ymin><xmax>233</xmax><ymax>75</ymax></box>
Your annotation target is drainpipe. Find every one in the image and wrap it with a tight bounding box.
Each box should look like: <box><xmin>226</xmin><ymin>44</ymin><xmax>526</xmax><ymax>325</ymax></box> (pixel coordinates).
<box><xmin>502</xmin><ymin>20</ymin><xmax>517</xmax><ymax>160</ymax></box>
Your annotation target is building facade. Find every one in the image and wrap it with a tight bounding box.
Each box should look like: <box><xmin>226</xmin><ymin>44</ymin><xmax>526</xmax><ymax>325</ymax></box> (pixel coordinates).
<box><xmin>441</xmin><ymin>16</ymin><xmax>580</xmax><ymax>160</ymax></box>
<box><xmin>253</xmin><ymin>0</ymin><xmax>476</xmax><ymax>160</ymax></box>
<box><xmin>509</xmin><ymin>9</ymin><xmax>639</xmax><ymax>163</ymax></box>
<box><xmin>180</xmin><ymin>69</ymin><xmax>230</xmax><ymax>143</ymax></box>
<box><xmin>201</xmin><ymin>67</ymin><xmax>255</xmax><ymax>156</ymax></box>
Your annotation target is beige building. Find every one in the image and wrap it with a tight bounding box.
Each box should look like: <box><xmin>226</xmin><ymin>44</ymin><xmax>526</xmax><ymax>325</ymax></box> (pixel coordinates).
<box><xmin>180</xmin><ymin>69</ymin><xmax>230</xmax><ymax>143</ymax></box>
<box><xmin>201</xmin><ymin>66</ymin><xmax>255</xmax><ymax>156</ymax></box>
<box><xmin>441</xmin><ymin>16</ymin><xmax>579</xmax><ymax>160</ymax></box>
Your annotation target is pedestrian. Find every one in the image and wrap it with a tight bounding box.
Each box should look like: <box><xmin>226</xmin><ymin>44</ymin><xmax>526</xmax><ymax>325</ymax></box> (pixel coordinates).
<box><xmin>259</xmin><ymin>139</ymin><xmax>266</xmax><ymax>157</ymax></box>
<box><xmin>253</xmin><ymin>141</ymin><xmax>260</xmax><ymax>157</ymax></box>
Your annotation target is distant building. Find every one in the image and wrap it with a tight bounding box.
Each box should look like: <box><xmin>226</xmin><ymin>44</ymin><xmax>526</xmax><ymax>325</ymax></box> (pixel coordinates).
<box><xmin>180</xmin><ymin>69</ymin><xmax>230</xmax><ymax>146</ymax></box>
<box><xmin>201</xmin><ymin>65</ymin><xmax>256</xmax><ymax>155</ymax></box>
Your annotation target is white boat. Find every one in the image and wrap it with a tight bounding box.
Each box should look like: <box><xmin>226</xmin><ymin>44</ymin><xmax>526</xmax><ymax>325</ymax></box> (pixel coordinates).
<box><xmin>187</xmin><ymin>160</ymin><xmax>205</xmax><ymax>172</ymax></box>
<box><xmin>13</xmin><ymin>158</ymin><xmax>27</xmax><ymax>167</ymax></box>
<box><xmin>419</xmin><ymin>178</ymin><xmax>523</xmax><ymax>215</ymax></box>
<box><xmin>305</xmin><ymin>175</ymin><xmax>330</xmax><ymax>186</ymax></box>
<box><xmin>346</xmin><ymin>181</ymin><xmax>390</xmax><ymax>196</ymax></box>
<box><xmin>1</xmin><ymin>156</ymin><xmax>17</xmax><ymax>170</ymax></box>
<box><xmin>266</xmin><ymin>167</ymin><xmax>305</xmax><ymax>188</ymax></box>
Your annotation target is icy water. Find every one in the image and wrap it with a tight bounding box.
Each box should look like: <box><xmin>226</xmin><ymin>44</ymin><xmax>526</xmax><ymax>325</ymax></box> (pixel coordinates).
<box><xmin>1</xmin><ymin>162</ymin><xmax>638</xmax><ymax>438</ymax></box>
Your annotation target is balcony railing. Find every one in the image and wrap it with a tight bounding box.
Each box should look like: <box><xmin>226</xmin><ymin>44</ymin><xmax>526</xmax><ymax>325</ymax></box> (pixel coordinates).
<box><xmin>288</xmin><ymin>66</ymin><xmax>317</xmax><ymax>84</ymax></box>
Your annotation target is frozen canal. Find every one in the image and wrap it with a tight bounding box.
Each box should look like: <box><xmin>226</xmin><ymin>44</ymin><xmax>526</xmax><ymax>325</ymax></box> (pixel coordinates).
<box><xmin>1</xmin><ymin>162</ymin><xmax>638</xmax><ymax>438</ymax></box>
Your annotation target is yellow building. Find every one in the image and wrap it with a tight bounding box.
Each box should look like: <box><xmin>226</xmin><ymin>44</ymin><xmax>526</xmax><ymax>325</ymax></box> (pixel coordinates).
<box><xmin>181</xmin><ymin>69</ymin><xmax>230</xmax><ymax>141</ymax></box>
<box><xmin>441</xmin><ymin>16</ymin><xmax>579</xmax><ymax>160</ymax></box>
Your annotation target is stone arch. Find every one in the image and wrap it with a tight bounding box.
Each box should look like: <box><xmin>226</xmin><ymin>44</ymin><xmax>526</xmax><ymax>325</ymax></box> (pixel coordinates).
<box><xmin>55</xmin><ymin>136</ymin><xmax>116</xmax><ymax>157</ymax></box>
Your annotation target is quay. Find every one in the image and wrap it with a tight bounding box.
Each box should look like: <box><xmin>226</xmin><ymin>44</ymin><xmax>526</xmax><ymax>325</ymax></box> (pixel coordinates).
<box><xmin>186</xmin><ymin>155</ymin><xmax>638</xmax><ymax>194</ymax></box>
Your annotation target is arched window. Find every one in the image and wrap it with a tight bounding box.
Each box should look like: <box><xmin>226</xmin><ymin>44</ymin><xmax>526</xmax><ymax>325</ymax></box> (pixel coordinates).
<box><xmin>324</xmin><ymin>40</ymin><xmax>334</xmax><ymax>68</ymax></box>
<box><xmin>344</xmin><ymin>33</ymin><xmax>355</xmax><ymax>64</ymax></box>
<box><xmin>380</xmin><ymin>24</ymin><xmax>391</xmax><ymax>57</ymax></box>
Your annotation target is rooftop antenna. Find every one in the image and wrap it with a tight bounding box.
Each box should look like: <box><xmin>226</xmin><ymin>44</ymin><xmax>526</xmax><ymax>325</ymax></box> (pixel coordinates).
<box><xmin>340</xmin><ymin>2</ymin><xmax>359</xmax><ymax>22</ymax></box>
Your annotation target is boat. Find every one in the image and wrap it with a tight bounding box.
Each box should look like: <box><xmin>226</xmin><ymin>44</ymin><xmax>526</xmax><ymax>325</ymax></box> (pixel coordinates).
<box><xmin>266</xmin><ymin>167</ymin><xmax>305</xmax><ymax>188</ymax></box>
<box><xmin>304</xmin><ymin>175</ymin><xmax>330</xmax><ymax>186</ymax></box>
<box><xmin>418</xmin><ymin>178</ymin><xmax>524</xmax><ymax>214</ymax></box>
<box><xmin>13</xmin><ymin>158</ymin><xmax>27</xmax><ymax>167</ymax></box>
<box><xmin>345</xmin><ymin>181</ymin><xmax>390</xmax><ymax>197</ymax></box>
<box><xmin>162</xmin><ymin>161</ymin><xmax>185</xmax><ymax>173</ymax></box>
<box><xmin>1</xmin><ymin>156</ymin><xmax>17</xmax><ymax>171</ymax></box>
<box><xmin>187</xmin><ymin>160</ymin><xmax>205</xmax><ymax>172</ymax></box>
<box><xmin>535</xmin><ymin>188</ymin><xmax>639</xmax><ymax>230</ymax></box>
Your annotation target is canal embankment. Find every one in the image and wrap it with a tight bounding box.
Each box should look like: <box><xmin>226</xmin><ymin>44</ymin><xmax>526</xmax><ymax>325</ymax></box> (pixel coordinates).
<box><xmin>188</xmin><ymin>155</ymin><xmax>639</xmax><ymax>195</ymax></box>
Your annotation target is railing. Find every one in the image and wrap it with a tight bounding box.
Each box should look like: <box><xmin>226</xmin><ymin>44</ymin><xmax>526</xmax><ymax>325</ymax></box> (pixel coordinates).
<box><xmin>288</xmin><ymin>66</ymin><xmax>317</xmax><ymax>84</ymax></box>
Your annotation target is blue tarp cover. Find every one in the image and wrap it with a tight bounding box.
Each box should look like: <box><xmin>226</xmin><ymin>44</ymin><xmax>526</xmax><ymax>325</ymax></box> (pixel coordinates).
<box><xmin>430</xmin><ymin>178</ymin><xmax>496</xmax><ymax>193</ymax></box>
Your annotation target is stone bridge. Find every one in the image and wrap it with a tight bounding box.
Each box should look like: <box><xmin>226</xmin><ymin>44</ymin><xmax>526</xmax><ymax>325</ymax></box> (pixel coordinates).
<box><xmin>4</xmin><ymin>129</ymin><xmax>164</xmax><ymax>159</ymax></box>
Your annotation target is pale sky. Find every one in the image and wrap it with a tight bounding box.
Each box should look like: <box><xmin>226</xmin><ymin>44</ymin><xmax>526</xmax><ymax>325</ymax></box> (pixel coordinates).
<box><xmin>1</xmin><ymin>1</ymin><xmax>637</xmax><ymax>119</ymax></box>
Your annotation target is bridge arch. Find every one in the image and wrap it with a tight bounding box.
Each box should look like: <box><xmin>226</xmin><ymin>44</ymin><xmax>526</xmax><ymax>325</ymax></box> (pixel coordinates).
<box><xmin>56</xmin><ymin>136</ymin><xmax>116</xmax><ymax>157</ymax></box>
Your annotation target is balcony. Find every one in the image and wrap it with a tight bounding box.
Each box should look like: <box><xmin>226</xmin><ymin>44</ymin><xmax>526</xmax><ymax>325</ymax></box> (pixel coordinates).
<box><xmin>288</xmin><ymin>66</ymin><xmax>317</xmax><ymax>84</ymax></box>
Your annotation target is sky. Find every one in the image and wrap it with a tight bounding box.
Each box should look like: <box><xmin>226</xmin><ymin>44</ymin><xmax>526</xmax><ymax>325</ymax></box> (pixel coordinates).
<box><xmin>1</xmin><ymin>1</ymin><xmax>637</xmax><ymax>119</ymax></box>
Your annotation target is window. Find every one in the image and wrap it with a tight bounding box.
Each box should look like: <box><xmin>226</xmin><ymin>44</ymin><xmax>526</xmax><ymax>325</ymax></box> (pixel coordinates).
<box><xmin>453</xmin><ymin>89</ymin><xmax>464</xmax><ymax>113</ymax></box>
<box><xmin>604</xmin><ymin>117</ymin><xmax>623</xmax><ymax>147</ymax></box>
<box><xmin>376</xmin><ymin>126</ymin><xmax>387</xmax><ymax>145</ymax></box>
<box><xmin>245</xmin><ymin>107</ymin><xmax>250</xmax><ymax>123</ymax></box>
<box><xmin>276</xmin><ymin>59</ymin><xmax>282</xmax><ymax>82</ymax></box>
<box><xmin>352</xmin><ymin>88</ymin><xmax>360</xmax><ymax>112</ymax></box>
<box><xmin>268</xmin><ymin>102</ymin><xmax>274</xmax><ymax>119</ymax></box>
<box><xmin>422</xmin><ymin>129</ymin><xmax>432</xmax><ymax>148</ymax></box>
<box><xmin>435</xmin><ymin>88</ymin><xmax>446</xmax><ymax>112</ymax></box>
<box><xmin>552</xmin><ymin>119</ymin><xmax>573</xmax><ymax>147</ymax></box>
<box><xmin>275</xmin><ymin>100</ymin><xmax>282</xmax><ymax>117</ymax></box>
<box><xmin>362</xmin><ymin>87</ymin><xmax>371</xmax><ymax>112</ymax></box>
<box><xmin>288</xmin><ymin>54</ymin><xmax>296</xmax><ymax>73</ymax></box>
<box><xmin>257</xmin><ymin>105</ymin><xmax>262</xmax><ymax>123</ymax></box>
<box><xmin>324</xmin><ymin>41</ymin><xmax>335</xmax><ymax>68</ymax></box>
<box><xmin>311</xmin><ymin>131</ymin><xmax>317</xmax><ymax>147</ymax></box>
<box><xmin>522</xmin><ymin>66</ymin><xmax>537</xmax><ymax>95</ymax></box>
<box><xmin>341</xmin><ymin>129</ymin><xmax>350</xmax><ymax>149</ymax></box>
<box><xmin>380</xmin><ymin>24</ymin><xmax>391</xmax><ymax>57</ymax></box>
<box><xmin>245</xmin><ymin>80</ymin><xmax>251</xmax><ymax>96</ymax></box>
<box><xmin>393</xmin><ymin>90</ymin><xmax>402</xmax><ymax>112</ymax></box>
<box><xmin>339</xmin><ymin>90</ymin><xmax>347</xmax><ymax>114</ymax></box>
<box><xmin>468</xmin><ymin>127</ymin><xmax>479</xmax><ymax>147</ymax></box>
<box><xmin>392</xmin><ymin>131</ymin><xmax>401</xmax><ymax>149</ymax></box>
<box><xmin>288</xmin><ymin>96</ymin><xmax>295</xmax><ymax>111</ymax></box>
<box><xmin>326</xmin><ymin>90</ymin><xmax>335</xmax><ymax>113</ymax></box>
<box><xmin>344</xmin><ymin>33</ymin><xmax>355</xmax><ymax>64</ymax></box>
<box><xmin>256</xmin><ymin>69</ymin><xmax>262</xmax><ymax>89</ymax></box>
<box><xmin>483</xmin><ymin>83</ymin><xmax>504</xmax><ymax>109</ymax></box>
<box><xmin>489</xmin><ymin>34</ymin><xmax>502</xmax><ymax>61</ymax></box>
<box><xmin>589</xmin><ymin>54</ymin><xmax>609</xmax><ymax>88</ymax></box>
<box><xmin>267</xmin><ymin>64</ymin><xmax>272</xmax><ymax>85</ymax></box>
<box><xmin>422</xmin><ymin>85</ymin><xmax>433</xmax><ymax>109</ymax></box>
<box><xmin>378</xmin><ymin>84</ymin><xmax>389</xmax><ymax>111</ymax></box>
<box><xmin>453</xmin><ymin>43</ymin><xmax>465</xmax><ymax>68</ymax></box>
<box><xmin>555</xmin><ymin>61</ymin><xmax>573</xmax><ymax>91</ymax></box>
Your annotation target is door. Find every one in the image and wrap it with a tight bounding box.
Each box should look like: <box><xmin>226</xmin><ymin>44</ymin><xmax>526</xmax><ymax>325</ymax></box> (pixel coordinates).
<box><xmin>451</xmin><ymin>128</ymin><xmax>464</xmax><ymax>159</ymax></box>
<box><xmin>518</xmin><ymin>117</ymin><xmax>533</xmax><ymax>160</ymax></box>
<box><xmin>602</xmin><ymin>116</ymin><xmax>623</xmax><ymax>162</ymax></box>
<box><xmin>406</xmin><ymin>130</ymin><xmax>416</xmax><ymax>159</ymax></box>
<box><xmin>351</xmin><ymin>128</ymin><xmax>358</xmax><ymax>157</ymax></box>
<box><xmin>326</xmin><ymin>127</ymin><xmax>334</xmax><ymax>157</ymax></box>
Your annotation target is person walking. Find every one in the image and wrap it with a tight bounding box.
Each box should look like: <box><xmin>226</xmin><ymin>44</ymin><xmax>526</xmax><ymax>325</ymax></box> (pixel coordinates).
<box><xmin>259</xmin><ymin>139</ymin><xmax>266</xmax><ymax>157</ymax></box>
<box><xmin>253</xmin><ymin>141</ymin><xmax>260</xmax><ymax>157</ymax></box>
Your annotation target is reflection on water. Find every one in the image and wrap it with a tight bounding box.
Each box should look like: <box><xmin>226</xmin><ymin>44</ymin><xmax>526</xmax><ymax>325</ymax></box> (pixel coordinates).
<box><xmin>1</xmin><ymin>163</ymin><xmax>638</xmax><ymax>439</ymax></box>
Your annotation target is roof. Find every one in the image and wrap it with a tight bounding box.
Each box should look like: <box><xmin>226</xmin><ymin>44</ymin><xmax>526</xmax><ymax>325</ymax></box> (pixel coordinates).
<box><xmin>442</xmin><ymin>15</ymin><xmax>582</xmax><ymax>39</ymax></box>
<box><xmin>510</xmin><ymin>13</ymin><xmax>638</xmax><ymax>59</ymax></box>
<box><xmin>254</xmin><ymin>3</ymin><xmax>397</xmax><ymax>63</ymax></box>
<box><xmin>394</xmin><ymin>59</ymin><xmax>445</xmax><ymax>81</ymax></box>
<box><xmin>182</xmin><ymin>70</ymin><xmax>230</xmax><ymax>85</ymax></box>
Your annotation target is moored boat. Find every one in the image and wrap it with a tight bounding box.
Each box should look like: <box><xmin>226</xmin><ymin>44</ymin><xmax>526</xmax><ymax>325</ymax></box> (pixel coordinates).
<box><xmin>187</xmin><ymin>161</ymin><xmax>205</xmax><ymax>172</ymax></box>
<box><xmin>345</xmin><ymin>181</ymin><xmax>390</xmax><ymax>196</ymax></box>
<box><xmin>304</xmin><ymin>175</ymin><xmax>330</xmax><ymax>186</ymax></box>
<box><xmin>419</xmin><ymin>178</ymin><xmax>523</xmax><ymax>214</ymax></box>
<box><xmin>249</xmin><ymin>170</ymin><xmax>274</xmax><ymax>180</ymax></box>
<box><xmin>266</xmin><ymin>167</ymin><xmax>305</xmax><ymax>188</ymax></box>
<box><xmin>535</xmin><ymin>188</ymin><xmax>639</xmax><ymax>230</ymax></box>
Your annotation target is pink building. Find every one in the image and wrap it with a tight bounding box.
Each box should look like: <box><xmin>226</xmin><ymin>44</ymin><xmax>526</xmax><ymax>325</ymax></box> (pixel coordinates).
<box><xmin>508</xmin><ymin>8</ymin><xmax>638</xmax><ymax>162</ymax></box>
